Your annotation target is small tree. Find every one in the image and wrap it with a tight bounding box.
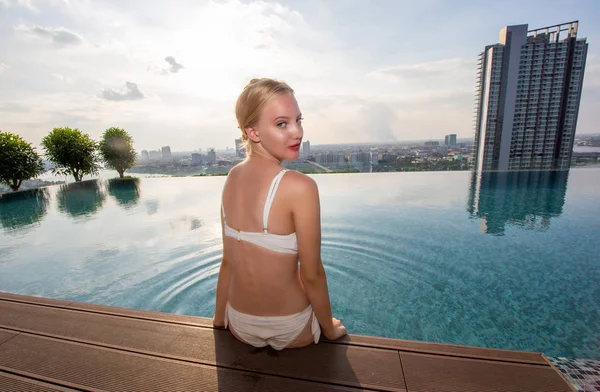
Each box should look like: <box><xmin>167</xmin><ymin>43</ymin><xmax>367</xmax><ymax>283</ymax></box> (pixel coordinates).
<box><xmin>99</xmin><ymin>127</ymin><xmax>136</xmax><ymax>178</ymax></box>
<box><xmin>41</xmin><ymin>127</ymin><xmax>100</xmax><ymax>182</ymax></box>
<box><xmin>0</xmin><ymin>131</ymin><xmax>45</xmax><ymax>191</ymax></box>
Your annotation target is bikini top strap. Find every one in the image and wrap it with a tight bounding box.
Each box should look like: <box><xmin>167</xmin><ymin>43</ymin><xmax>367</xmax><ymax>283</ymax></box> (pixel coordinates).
<box><xmin>262</xmin><ymin>169</ymin><xmax>288</xmax><ymax>233</ymax></box>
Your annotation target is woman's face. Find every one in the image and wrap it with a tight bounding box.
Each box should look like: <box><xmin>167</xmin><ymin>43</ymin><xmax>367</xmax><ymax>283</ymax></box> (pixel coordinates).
<box><xmin>252</xmin><ymin>93</ymin><xmax>304</xmax><ymax>162</ymax></box>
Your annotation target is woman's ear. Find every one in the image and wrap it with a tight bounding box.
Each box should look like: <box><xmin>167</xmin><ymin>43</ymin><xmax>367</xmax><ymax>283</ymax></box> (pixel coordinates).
<box><xmin>245</xmin><ymin>126</ymin><xmax>260</xmax><ymax>143</ymax></box>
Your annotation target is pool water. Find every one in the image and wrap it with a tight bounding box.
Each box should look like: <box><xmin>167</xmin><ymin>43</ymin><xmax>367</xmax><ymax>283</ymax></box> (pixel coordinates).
<box><xmin>0</xmin><ymin>169</ymin><xmax>598</xmax><ymax>359</ymax></box>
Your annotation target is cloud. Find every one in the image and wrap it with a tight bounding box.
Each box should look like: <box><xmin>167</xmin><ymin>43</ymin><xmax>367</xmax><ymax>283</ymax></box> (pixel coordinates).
<box><xmin>16</xmin><ymin>0</ymin><xmax>38</xmax><ymax>12</ymax></box>
<box><xmin>15</xmin><ymin>24</ymin><xmax>83</xmax><ymax>46</ymax></box>
<box><xmin>163</xmin><ymin>56</ymin><xmax>184</xmax><ymax>74</ymax></box>
<box><xmin>369</xmin><ymin>58</ymin><xmax>476</xmax><ymax>82</ymax></box>
<box><xmin>51</xmin><ymin>73</ymin><xmax>74</xmax><ymax>84</ymax></box>
<box><xmin>0</xmin><ymin>0</ymin><xmax>10</xmax><ymax>10</ymax></box>
<box><xmin>147</xmin><ymin>56</ymin><xmax>185</xmax><ymax>75</ymax></box>
<box><xmin>0</xmin><ymin>102</ymin><xmax>30</xmax><ymax>113</ymax></box>
<box><xmin>0</xmin><ymin>62</ymin><xmax>7</xmax><ymax>74</ymax></box>
<box><xmin>99</xmin><ymin>81</ymin><xmax>145</xmax><ymax>101</ymax></box>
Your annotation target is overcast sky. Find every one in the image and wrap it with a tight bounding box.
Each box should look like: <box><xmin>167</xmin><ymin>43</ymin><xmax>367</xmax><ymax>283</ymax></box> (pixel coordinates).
<box><xmin>1</xmin><ymin>0</ymin><xmax>599</xmax><ymax>151</ymax></box>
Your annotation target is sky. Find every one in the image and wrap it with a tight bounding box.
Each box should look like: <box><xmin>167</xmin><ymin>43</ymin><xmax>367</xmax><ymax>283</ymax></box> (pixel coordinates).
<box><xmin>0</xmin><ymin>0</ymin><xmax>599</xmax><ymax>152</ymax></box>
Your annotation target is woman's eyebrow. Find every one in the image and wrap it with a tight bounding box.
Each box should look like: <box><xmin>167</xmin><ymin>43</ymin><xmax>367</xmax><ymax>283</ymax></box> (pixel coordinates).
<box><xmin>273</xmin><ymin>114</ymin><xmax>302</xmax><ymax>121</ymax></box>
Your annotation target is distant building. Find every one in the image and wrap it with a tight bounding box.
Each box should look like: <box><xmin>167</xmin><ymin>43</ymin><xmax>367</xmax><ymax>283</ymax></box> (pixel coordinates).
<box><xmin>350</xmin><ymin>152</ymin><xmax>371</xmax><ymax>164</ymax></box>
<box><xmin>424</xmin><ymin>141</ymin><xmax>440</xmax><ymax>147</ymax></box>
<box><xmin>302</xmin><ymin>140</ymin><xmax>311</xmax><ymax>157</ymax></box>
<box><xmin>149</xmin><ymin>150</ymin><xmax>162</xmax><ymax>160</ymax></box>
<box><xmin>191</xmin><ymin>153</ymin><xmax>203</xmax><ymax>165</ymax></box>
<box><xmin>141</xmin><ymin>150</ymin><xmax>149</xmax><ymax>161</ymax></box>
<box><xmin>371</xmin><ymin>152</ymin><xmax>379</xmax><ymax>166</ymax></box>
<box><xmin>207</xmin><ymin>148</ymin><xmax>217</xmax><ymax>164</ymax></box>
<box><xmin>315</xmin><ymin>152</ymin><xmax>344</xmax><ymax>165</ymax></box>
<box><xmin>445</xmin><ymin>134</ymin><xmax>457</xmax><ymax>147</ymax></box>
<box><xmin>161</xmin><ymin>146</ymin><xmax>172</xmax><ymax>159</ymax></box>
<box><xmin>381</xmin><ymin>153</ymin><xmax>396</xmax><ymax>163</ymax></box>
<box><xmin>234</xmin><ymin>138</ymin><xmax>246</xmax><ymax>158</ymax></box>
<box><xmin>473</xmin><ymin>21</ymin><xmax>588</xmax><ymax>172</ymax></box>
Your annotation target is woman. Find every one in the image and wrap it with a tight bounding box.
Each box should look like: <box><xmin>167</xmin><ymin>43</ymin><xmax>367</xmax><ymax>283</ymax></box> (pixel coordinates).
<box><xmin>212</xmin><ymin>78</ymin><xmax>347</xmax><ymax>350</ymax></box>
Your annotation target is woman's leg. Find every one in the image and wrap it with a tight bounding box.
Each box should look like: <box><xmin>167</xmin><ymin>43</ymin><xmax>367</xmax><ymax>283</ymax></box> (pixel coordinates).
<box><xmin>286</xmin><ymin>314</ymin><xmax>316</xmax><ymax>349</ymax></box>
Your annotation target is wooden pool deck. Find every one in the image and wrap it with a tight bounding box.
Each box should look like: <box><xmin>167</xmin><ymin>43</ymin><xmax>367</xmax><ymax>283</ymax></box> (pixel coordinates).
<box><xmin>0</xmin><ymin>291</ymin><xmax>575</xmax><ymax>391</ymax></box>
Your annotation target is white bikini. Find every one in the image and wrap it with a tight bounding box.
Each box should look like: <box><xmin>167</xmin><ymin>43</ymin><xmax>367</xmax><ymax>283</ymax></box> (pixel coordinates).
<box><xmin>221</xmin><ymin>169</ymin><xmax>321</xmax><ymax>350</ymax></box>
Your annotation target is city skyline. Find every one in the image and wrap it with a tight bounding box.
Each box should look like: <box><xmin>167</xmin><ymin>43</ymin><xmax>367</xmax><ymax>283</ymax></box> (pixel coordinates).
<box><xmin>1</xmin><ymin>1</ymin><xmax>599</xmax><ymax>152</ymax></box>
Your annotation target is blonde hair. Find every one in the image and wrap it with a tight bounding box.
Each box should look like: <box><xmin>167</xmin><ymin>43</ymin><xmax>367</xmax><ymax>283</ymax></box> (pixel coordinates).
<box><xmin>235</xmin><ymin>78</ymin><xmax>295</xmax><ymax>153</ymax></box>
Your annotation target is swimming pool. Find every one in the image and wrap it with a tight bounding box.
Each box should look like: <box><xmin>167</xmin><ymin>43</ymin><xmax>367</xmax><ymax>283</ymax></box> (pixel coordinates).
<box><xmin>1</xmin><ymin>169</ymin><xmax>598</xmax><ymax>359</ymax></box>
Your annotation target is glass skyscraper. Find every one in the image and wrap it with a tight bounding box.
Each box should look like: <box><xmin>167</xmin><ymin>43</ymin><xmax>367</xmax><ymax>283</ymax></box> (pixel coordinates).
<box><xmin>472</xmin><ymin>21</ymin><xmax>588</xmax><ymax>172</ymax></box>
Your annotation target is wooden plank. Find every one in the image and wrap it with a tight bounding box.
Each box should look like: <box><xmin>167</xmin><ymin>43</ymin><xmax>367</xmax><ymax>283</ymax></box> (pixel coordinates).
<box><xmin>0</xmin><ymin>292</ymin><xmax>73</xmax><ymax>308</ymax></box>
<box><xmin>0</xmin><ymin>301</ymin><xmax>406</xmax><ymax>391</ymax></box>
<box><xmin>0</xmin><ymin>292</ymin><xmax>547</xmax><ymax>365</ymax></box>
<box><xmin>399</xmin><ymin>352</ymin><xmax>574</xmax><ymax>392</ymax></box>
<box><xmin>0</xmin><ymin>291</ymin><xmax>211</xmax><ymax>328</ymax></box>
<box><xmin>0</xmin><ymin>330</ymin><xmax>17</xmax><ymax>346</ymax></box>
<box><xmin>0</xmin><ymin>371</ymin><xmax>79</xmax><ymax>392</ymax></box>
<box><xmin>0</xmin><ymin>333</ymin><xmax>372</xmax><ymax>392</ymax></box>
<box><xmin>66</xmin><ymin>301</ymin><xmax>213</xmax><ymax>328</ymax></box>
<box><xmin>330</xmin><ymin>334</ymin><xmax>548</xmax><ymax>365</ymax></box>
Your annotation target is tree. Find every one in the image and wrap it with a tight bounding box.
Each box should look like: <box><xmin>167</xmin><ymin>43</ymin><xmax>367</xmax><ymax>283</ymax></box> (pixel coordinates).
<box><xmin>99</xmin><ymin>127</ymin><xmax>136</xmax><ymax>178</ymax></box>
<box><xmin>41</xmin><ymin>127</ymin><xmax>100</xmax><ymax>182</ymax></box>
<box><xmin>0</xmin><ymin>131</ymin><xmax>45</xmax><ymax>191</ymax></box>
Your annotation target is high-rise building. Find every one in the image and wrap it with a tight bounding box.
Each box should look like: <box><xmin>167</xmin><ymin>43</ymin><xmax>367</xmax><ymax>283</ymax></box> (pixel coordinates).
<box><xmin>207</xmin><ymin>148</ymin><xmax>217</xmax><ymax>164</ymax></box>
<box><xmin>445</xmin><ymin>134</ymin><xmax>457</xmax><ymax>147</ymax></box>
<box><xmin>149</xmin><ymin>150</ymin><xmax>162</xmax><ymax>160</ymax></box>
<box><xmin>141</xmin><ymin>150</ymin><xmax>149</xmax><ymax>161</ymax></box>
<box><xmin>191</xmin><ymin>153</ymin><xmax>203</xmax><ymax>165</ymax></box>
<box><xmin>234</xmin><ymin>138</ymin><xmax>246</xmax><ymax>158</ymax></box>
<box><xmin>161</xmin><ymin>146</ymin><xmax>172</xmax><ymax>159</ymax></box>
<box><xmin>302</xmin><ymin>140</ymin><xmax>310</xmax><ymax>157</ymax></box>
<box><xmin>371</xmin><ymin>152</ymin><xmax>379</xmax><ymax>166</ymax></box>
<box><xmin>473</xmin><ymin>21</ymin><xmax>588</xmax><ymax>172</ymax></box>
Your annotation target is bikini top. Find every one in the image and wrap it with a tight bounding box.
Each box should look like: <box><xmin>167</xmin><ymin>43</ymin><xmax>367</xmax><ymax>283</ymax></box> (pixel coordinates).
<box><xmin>222</xmin><ymin>169</ymin><xmax>298</xmax><ymax>254</ymax></box>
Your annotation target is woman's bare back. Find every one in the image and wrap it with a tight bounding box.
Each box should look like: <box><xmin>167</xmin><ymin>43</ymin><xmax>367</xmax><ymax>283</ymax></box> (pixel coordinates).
<box><xmin>221</xmin><ymin>161</ymin><xmax>311</xmax><ymax>316</ymax></box>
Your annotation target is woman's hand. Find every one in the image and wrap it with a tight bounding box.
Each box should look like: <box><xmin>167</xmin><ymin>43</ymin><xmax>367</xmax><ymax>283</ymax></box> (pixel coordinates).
<box><xmin>212</xmin><ymin>315</ymin><xmax>226</xmax><ymax>329</ymax></box>
<box><xmin>323</xmin><ymin>318</ymin><xmax>347</xmax><ymax>340</ymax></box>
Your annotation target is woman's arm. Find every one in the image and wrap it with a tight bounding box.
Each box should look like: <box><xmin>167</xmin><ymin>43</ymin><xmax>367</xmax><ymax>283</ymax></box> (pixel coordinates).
<box><xmin>291</xmin><ymin>174</ymin><xmax>337</xmax><ymax>338</ymax></box>
<box><xmin>213</xmin><ymin>196</ymin><xmax>231</xmax><ymax>328</ymax></box>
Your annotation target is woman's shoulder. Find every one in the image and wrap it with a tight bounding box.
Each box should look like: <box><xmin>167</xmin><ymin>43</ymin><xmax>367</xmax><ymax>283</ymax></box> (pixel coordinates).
<box><xmin>225</xmin><ymin>162</ymin><xmax>245</xmax><ymax>181</ymax></box>
<box><xmin>283</xmin><ymin>170</ymin><xmax>318</xmax><ymax>194</ymax></box>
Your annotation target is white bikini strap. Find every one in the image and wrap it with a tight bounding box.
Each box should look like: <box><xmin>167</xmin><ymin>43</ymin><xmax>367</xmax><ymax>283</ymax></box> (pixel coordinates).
<box><xmin>221</xmin><ymin>188</ymin><xmax>226</xmax><ymax>219</ymax></box>
<box><xmin>262</xmin><ymin>170</ymin><xmax>287</xmax><ymax>232</ymax></box>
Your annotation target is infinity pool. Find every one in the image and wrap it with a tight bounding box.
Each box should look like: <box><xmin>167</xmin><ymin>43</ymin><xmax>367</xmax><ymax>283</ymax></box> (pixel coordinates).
<box><xmin>1</xmin><ymin>169</ymin><xmax>598</xmax><ymax>359</ymax></box>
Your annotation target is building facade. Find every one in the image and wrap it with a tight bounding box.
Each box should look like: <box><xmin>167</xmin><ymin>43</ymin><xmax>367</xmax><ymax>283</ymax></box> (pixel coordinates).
<box><xmin>445</xmin><ymin>134</ymin><xmax>457</xmax><ymax>147</ymax></box>
<box><xmin>234</xmin><ymin>138</ymin><xmax>246</xmax><ymax>158</ymax></box>
<box><xmin>161</xmin><ymin>146</ymin><xmax>172</xmax><ymax>159</ymax></box>
<box><xmin>302</xmin><ymin>140</ymin><xmax>311</xmax><ymax>158</ymax></box>
<box><xmin>473</xmin><ymin>21</ymin><xmax>588</xmax><ymax>172</ymax></box>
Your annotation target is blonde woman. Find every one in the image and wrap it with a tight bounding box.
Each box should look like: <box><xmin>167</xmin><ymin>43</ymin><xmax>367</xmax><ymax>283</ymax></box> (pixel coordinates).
<box><xmin>212</xmin><ymin>78</ymin><xmax>347</xmax><ymax>350</ymax></box>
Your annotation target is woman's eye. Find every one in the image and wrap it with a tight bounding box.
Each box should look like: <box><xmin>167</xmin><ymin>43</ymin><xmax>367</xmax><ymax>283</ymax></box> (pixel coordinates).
<box><xmin>297</xmin><ymin>117</ymin><xmax>303</xmax><ymax>125</ymax></box>
<box><xmin>277</xmin><ymin>122</ymin><xmax>287</xmax><ymax>128</ymax></box>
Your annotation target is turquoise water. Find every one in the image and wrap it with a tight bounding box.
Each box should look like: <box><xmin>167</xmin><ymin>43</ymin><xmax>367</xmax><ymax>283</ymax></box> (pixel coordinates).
<box><xmin>0</xmin><ymin>170</ymin><xmax>599</xmax><ymax>359</ymax></box>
